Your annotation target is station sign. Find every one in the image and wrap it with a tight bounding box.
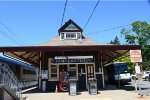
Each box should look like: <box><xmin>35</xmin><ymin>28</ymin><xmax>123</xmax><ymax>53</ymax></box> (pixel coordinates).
<box><xmin>130</xmin><ymin>50</ymin><xmax>142</xmax><ymax>62</ymax></box>
<box><xmin>53</xmin><ymin>56</ymin><xmax>94</xmax><ymax>64</ymax></box>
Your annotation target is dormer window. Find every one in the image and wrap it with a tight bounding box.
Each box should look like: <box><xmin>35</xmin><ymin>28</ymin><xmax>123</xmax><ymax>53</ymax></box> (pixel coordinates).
<box><xmin>59</xmin><ymin>19</ymin><xmax>83</xmax><ymax>40</ymax></box>
<box><xmin>60</xmin><ymin>32</ymin><xmax>81</xmax><ymax>40</ymax></box>
<box><xmin>66</xmin><ymin>33</ymin><xmax>76</xmax><ymax>39</ymax></box>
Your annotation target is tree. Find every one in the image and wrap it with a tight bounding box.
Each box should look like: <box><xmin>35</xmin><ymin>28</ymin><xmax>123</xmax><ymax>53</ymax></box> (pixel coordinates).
<box><xmin>121</xmin><ymin>21</ymin><xmax>150</xmax><ymax>70</ymax></box>
<box><xmin>110</xmin><ymin>36</ymin><xmax>120</xmax><ymax>45</ymax></box>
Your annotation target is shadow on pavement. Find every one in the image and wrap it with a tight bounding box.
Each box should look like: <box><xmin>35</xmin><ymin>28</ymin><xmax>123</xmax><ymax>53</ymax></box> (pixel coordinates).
<box><xmin>22</xmin><ymin>82</ymin><xmax>150</xmax><ymax>94</ymax></box>
<box><xmin>100</xmin><ymin>83</ymin><xmax>136</xmax><ymax>91</ymax></box>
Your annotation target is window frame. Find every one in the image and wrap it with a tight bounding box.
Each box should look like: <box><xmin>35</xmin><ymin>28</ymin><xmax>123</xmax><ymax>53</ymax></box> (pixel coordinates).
<box><xmin>60</xmin><ymin>32</ymin><xmax>81</xmax><ymax>40</ymax></box>
<box><xmin>66</xmin><ymin>33</ymin><xmax>76</xmax><ymax>39</ymax></box>
<box><xmin>48</xmin><ymin>58</ymin><xmax>59</xmax><ymax>81</ymax></box>
<box><xmin>69</xmin><ymin>64</ymin><xmax>78</xmax><ymax>79</ymax></box>
<box><xmin>49</xmin><ymin>64</ymin><xmax>59</xmax><ymax>81</ymax></box>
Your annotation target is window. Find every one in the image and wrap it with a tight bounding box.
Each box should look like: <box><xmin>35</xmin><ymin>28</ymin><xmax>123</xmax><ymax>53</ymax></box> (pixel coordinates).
<box><xmin>31</xmin><ymin>71</ymin><xmax>36</xmax><ymax>75</ymax></box>
<box><xmin>61</xmin><ymin>33</ymin><xmax>64</xmax><ymax>40</ymax></box>
<box><xmin>49</xmin><ymin>64</ymin><xmax>58</xmax><ymax>81</ymax></box>
<box><xmin>69</xmin><ymin>64</ymin><xmax>77</xmax><ymax>79</ymax></box>
<box><xmin>23</xmin><ymin>69</ymin><xmax>27</xmax><ymax>74</ymax></box>
<box><xmin>77</xmin><ymin>33</ymin><xmax>81</xmax><ymax>39</ymax></box>
<box><xmin>60</xmin><ymin>32</ymin><xmax>82</xmax><ymax>40</ymax></box>
<box><xmin>27</xmin><ymin>70</ymin><xmax>30</xmax><ymax>74</ymax></box>
<box><xmin>114</xmin><ymin>64</ymin><xmax>128</xmax><ymax>75</ymax></box>
<box><xmin>78</xmin><ymin>64</ymin><xmax>85</xmax><ymax>74</ymax></box>
<box><xmin>66</xmin><ymin>33</ymin><xmax>76</xmax><ymax>39</ymax></box>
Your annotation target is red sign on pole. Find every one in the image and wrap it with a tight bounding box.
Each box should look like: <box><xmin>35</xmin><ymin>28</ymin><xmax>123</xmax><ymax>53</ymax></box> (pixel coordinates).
<box><xmin>130</xmin><ymin>50</ymin><xmax>142</xmax><ymax>62</ymax></box>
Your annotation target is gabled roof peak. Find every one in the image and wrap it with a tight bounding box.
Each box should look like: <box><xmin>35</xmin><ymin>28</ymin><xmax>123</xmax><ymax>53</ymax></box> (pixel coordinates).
<box><xmin>58</xmin><ymin>19</ymin><xmax>83</xmax><ymax>34</ymax></box>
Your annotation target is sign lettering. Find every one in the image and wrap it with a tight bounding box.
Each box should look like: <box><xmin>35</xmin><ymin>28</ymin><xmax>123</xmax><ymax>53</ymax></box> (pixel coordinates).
<box><xmin>130</xmin><ymin>50</ymin><xmax>142</xmax><ymax>62</ymax></box>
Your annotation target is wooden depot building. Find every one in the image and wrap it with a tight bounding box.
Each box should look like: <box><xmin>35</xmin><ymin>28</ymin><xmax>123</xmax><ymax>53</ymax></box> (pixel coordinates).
<box><xmin>0</xmin><ymin>19</ymin><xmax>141</xmax><ymax>92</ymax></box>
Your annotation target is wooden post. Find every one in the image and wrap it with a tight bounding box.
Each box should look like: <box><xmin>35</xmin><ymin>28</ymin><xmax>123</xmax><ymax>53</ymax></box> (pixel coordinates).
<box><xmin>118</xmin><ymin>75</ymin><xmax>120</xmax><ymax>88</ymax></box>
<box><xmin>100</xmin><ymin>50</ymin><xmax>105</xmax><ymax>88</ymax></box>
<box><xmin>39</xmin><ymin>51</ymin><xmax>42</xmax><ymax>90</ymax></box>
<box><xmin>39</xmin><ymin>51</ymin><xmax>44</xmax><ymax>90</ymax></box>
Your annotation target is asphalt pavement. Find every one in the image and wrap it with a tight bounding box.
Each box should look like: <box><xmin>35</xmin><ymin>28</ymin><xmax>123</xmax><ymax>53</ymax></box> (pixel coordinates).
<box><xmin>22</xmin><ymin>79</ymin><xmax>150</xmax><ymax>100</ymax></box>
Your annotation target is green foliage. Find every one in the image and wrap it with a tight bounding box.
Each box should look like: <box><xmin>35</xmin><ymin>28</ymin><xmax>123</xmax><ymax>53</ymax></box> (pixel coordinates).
<box><xmin>121</xmin><ymin>21</ymin><xmax>150</xmax><ymax>63</ymax></box>
<box><xmin>110</xmin><ymin>36</ymin><xmax>120</xmax><ymax>45</ymax></box>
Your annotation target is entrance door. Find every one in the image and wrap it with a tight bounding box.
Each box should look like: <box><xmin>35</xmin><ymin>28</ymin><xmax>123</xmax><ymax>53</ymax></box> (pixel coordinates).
<box><xmin>86</xmin><ymin>64</ymin><xmax>95</xmax><ymax>88</ymax></box>
<box><xmin>86</xmin><ymin>64</ymin><xmax>95</xmax><ymax>79</ymax></box>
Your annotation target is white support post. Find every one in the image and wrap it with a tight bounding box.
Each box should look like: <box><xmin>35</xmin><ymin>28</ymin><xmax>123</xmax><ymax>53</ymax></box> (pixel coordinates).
<box><xmin>101</xmin><ymin>63</ymin><xmax>105</xmax><ymax>88</ymax></box>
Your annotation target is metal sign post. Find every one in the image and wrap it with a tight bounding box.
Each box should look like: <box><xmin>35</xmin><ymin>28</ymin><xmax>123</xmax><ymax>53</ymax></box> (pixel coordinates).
<box><xmin>130</xmin><ymin>50</ymin><xmax>143</xmax><ymax>97</ymax></box>
<box><xmin>135</xmin><ymin>63</ymin><xmax>143</xmax><ymax>97</ymax></box>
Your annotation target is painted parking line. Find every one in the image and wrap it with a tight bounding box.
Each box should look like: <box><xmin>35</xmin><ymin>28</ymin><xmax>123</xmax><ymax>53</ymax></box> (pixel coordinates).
<box><xmin>22</xmin><ymin>86</ymin><xmax>37</xmax><ymax>93</ymax></box>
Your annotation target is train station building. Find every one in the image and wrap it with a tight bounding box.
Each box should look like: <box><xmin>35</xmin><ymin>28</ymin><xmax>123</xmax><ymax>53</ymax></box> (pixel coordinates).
<box><xmin>0</xmin><ymin>19</ymin><xmax>141</xmax><ymax>92</ymax></box>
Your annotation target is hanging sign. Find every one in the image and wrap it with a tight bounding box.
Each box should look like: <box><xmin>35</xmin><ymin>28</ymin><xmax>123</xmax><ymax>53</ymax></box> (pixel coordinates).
<box><xmin>53</xmin><ymin>56</ymin><xmax>94</xmax><ymax>64</ymax></box>
<box><xmin>130</xmin><ymin>50</ymin><xmax>142</xmax><ymax>62</ymax></box>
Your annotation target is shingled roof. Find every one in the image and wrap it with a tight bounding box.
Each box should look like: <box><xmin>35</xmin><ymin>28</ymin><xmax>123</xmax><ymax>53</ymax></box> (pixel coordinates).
<box><xmin>37</xmin><ymin>35</ymin><xmax>109</xmax><ymax>46</ymax></box>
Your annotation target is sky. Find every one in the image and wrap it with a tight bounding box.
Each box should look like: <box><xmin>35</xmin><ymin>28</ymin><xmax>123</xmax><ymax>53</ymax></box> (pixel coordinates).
<box><xmin>0</xmin><ymin>0</ymin><xmax>150</xmax><ymax>47</ymax></box>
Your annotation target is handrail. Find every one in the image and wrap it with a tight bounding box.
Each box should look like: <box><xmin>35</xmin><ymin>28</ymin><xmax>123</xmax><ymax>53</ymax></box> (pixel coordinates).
<box><xmin>0</xmin><ymin>62</ymin><xmax>22</xmax><ymax>99</ymax></box>
<box><xmin>0</xmin><ymin>62</ymin><xmax>20</xmax><ymax>84</ymax></box>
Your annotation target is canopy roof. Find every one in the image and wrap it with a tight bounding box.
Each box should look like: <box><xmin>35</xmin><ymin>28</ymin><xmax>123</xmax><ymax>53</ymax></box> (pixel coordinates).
<box><xmin>0</xmin><ymin>44</ymin><xmax>141</xmax><ymax>66</ymax></box>
<box><xmin>0</xmin><ymin>19</ymin><xmax>141</xmax><ymax>66</ymax></box>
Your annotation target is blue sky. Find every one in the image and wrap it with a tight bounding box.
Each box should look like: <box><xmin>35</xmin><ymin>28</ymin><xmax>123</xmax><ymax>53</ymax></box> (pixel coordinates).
<box><xmin>0</xmin><ymin>0</ymin><xmax>150</xmax><ymax>46</ymax></box>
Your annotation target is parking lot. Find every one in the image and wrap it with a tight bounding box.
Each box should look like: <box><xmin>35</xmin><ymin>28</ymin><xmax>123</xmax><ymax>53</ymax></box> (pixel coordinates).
<box><xmin>131</xmin><ymin>79</ymin><xmax>150</xmax><ymax>96</ymax></box>
<box><xmin>22</xmin><ymin>79</ymin><xmax>150</xmax><ymax>100</ymax></box>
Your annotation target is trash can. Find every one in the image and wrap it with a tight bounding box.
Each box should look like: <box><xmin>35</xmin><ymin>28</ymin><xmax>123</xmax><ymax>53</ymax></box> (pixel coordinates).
<box><xmin>68</xmin><ymin>79</ymin><xmax>78</xmax><ymax>96</ymax></box>
<box><xmin>88</xmin><ymin>78</ymin><xmax>97</xmax><ymax>95</ymax></box>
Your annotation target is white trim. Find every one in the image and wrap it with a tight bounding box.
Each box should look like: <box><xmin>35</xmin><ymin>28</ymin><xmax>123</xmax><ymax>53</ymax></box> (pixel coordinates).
<box><xmin>55</xmin><ymin>56</ymin><xmax>93</xmax><ymax>59</ymax></box>
<box><xmin>53</xmin><ymin>62</ymin><xmax>94</xmax><ymax>64</ymax></box>
<box><xmin>102</xmin><ymin>65</ymin><xmax>105</xmax><ymax>88</ymax></box>
<box><xmin>60</xmin><ymin>32</ymin><xmax>81</xmax><ymax>40</ymax></box>
<box><xmin>48</xmin><ymin>58</ymin><xmax>59</xmax><ymax>81</ymax></box>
